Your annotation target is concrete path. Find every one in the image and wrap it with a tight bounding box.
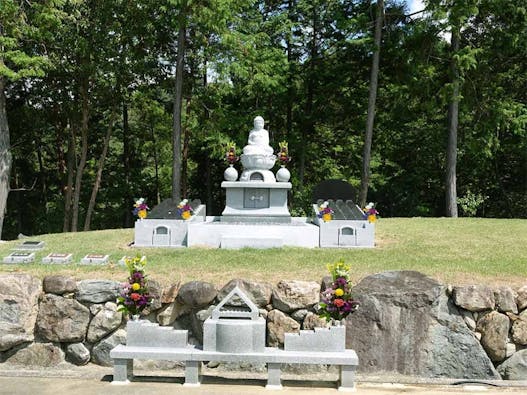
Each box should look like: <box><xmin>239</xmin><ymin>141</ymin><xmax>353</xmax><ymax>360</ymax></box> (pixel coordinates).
<box><xmin>0</xmin><ymin>375</ymin><xmax>526</xmax><ymax>395</ymax></box>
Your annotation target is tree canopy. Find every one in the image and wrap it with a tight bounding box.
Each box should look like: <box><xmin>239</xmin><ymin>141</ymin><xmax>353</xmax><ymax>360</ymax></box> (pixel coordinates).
<box><xmin>2</xmin><ymin>0</ymin><xmax>526</xmax><ymax>239</ymax></box>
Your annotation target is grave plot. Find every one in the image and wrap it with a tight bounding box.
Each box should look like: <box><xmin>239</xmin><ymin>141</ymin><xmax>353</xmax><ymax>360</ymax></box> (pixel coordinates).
<box><xmin>80</xmin><ymin>254</ymin><xmax>109</xmax><ymax>264</ymax></box>
<box><xmin>42</xmin><ymin>253</ymin><xmax>73</xmax><ymax>264</ymax></box>
<box><xmin>3</xmin><ymin>252</ymin><xmax>36</xmax><ymax>264</ymax></box>
<box><xmin>14</xmin><ymin>240</ymin><xmax>45</xmax><ymax>250</ymax></box>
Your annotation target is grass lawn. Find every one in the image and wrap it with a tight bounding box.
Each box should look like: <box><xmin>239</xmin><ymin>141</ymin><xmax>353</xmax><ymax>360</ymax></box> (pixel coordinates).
<box><xmin>0</xmin><ymin>218</ymin><xmax>525</xmax><ymax>289</ymax></box>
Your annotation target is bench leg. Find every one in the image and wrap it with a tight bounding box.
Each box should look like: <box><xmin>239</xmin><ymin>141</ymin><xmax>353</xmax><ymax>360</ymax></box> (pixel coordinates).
<box><xmin>112</xmin><ymin>359</ymin><xmax>133</xmax><ymax>384</ymax></box>
<box><xmin>183</xmin><ymin>360</ymin><xmax>201</xmax><ymax>387</ymax></box>
<box><xmin>265</xmin><ymin>363</ymin><xmax>282</xmax><ymax>390</ymax></box>
<box><xmin>338</xmin><ymin>365</ymin><xmax>357</xmax><ymax>392</ymax></box>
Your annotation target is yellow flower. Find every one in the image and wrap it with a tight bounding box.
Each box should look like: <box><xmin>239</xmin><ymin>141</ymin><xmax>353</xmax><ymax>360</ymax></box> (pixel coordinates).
<box><xmin>132</xmin><ymin>283</ymin><xmax>141</xmax><ymax>291</ymax></box>
<box><xmin>335</xmin><ymin>288</ymin><xmax>344</xmax><ymax>297</ymax></box>
<box><xmin>368</xmin><ymin>214</ymin><xmax>376</xmax><ymax>223</ymax></box>
<box><xmin>322</xmin><ymin>213</ymin><xmax>332</xmax><ymax>222</ymax></box>
<box><xmin>182</xmin><ymin>211</ymin><xmax>191</xmax><ymax>220</ymax></box>
<box><xmin>138</xmin><ymin>209</ymin><xmax>147</xmax><ymax>219</ymax></box>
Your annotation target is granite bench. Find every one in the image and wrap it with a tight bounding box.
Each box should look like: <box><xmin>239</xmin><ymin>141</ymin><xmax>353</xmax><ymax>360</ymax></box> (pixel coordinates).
<box><xmin>110</xmin><ymin>344</ymin><xmax>358</xmax><ymax>391</ymax></box>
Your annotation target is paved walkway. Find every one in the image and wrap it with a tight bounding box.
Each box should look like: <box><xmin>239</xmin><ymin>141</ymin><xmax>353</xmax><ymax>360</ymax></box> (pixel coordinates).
<box><xmin>0</xmin><ymin>374</ymin><xmax>526</xmax><ymax>395</ymax></box>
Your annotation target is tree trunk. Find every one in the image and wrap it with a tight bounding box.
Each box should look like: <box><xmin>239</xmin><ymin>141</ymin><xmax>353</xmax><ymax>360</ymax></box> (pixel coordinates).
<box><xmin>122</xmin><ymin>101</ymin><xmax>133</xmax><ymax>227</ymax></box>
<box><xmin>71</xmin><ymin>77</ymin><xmax>90</xmax><ymax>232</ymax></box>
<box><xmin>181</xmin><ymin>97</ymin><xmax>191</xmax><ymax>198</ymax></box>
<box><xmin>83</xmin><ymin>108</ymin><xmax>117</xmax><ymax>231</ymax></box>
<box><xmin>0</xmin><ymin>76</ymin><xmax>12</xmax><ymax>240</ymax></box>
<box><xmin>150</xmin><ymin>122</ymin><xmax>161</xmax><ymax>205</ymax></box>
<box><xmin>63</xmin><ymin>122</ymin><xmax>75</xmax><ymax>232</ymax></box>
<box><xmin>445</xmin><ymin>26</ymin><xmax>460</xmax><ymax>217</ymax></box>
<box><xmin>299</xmin><ymin>5</ymin><xmax>317</xmax><ymax>189</ymax></box>
<box><xmin>172</xmin><ymin>3</ymin><xmax>187</xmax><ymax>203</ymax></box>
<box><xmin>359</xmin><ymin>0</ymin><xmax>384</xmax><ymax>208</ymax></box>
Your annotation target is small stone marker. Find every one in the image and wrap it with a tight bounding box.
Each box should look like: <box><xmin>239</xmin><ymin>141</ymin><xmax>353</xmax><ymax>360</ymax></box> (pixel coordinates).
<box><xmin>15</xmin><ymin>240</ymin><xmax>45</xmax><ymax>250</ymax></box>
<box><xmin>42</xmin><ymin>253</ymin><xmax>73</xmax><ymax>264</ymax></box>
<box><xmin>3</xmin><ymin>252</ymin><xmax>36</xmax><ymax>264</ymax></box>
<box><xmin>80</xmin><ymin>254</ymin><xmax>109</xmax><ymax>265</ymax></box>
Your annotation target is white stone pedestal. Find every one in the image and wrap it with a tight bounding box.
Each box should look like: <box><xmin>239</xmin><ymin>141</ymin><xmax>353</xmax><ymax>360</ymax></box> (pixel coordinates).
<box><xmin>221</xmin><ymin>181</ymin><xmax>292</xmax><ymax>223</ymax></box>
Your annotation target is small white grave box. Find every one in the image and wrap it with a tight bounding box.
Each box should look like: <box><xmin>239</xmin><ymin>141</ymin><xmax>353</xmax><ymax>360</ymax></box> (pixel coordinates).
<box><xmin>80</xmin><ymin>254</ymin><xmax>109</xmax><ymax>265</ymax></box>
<box><xmin>3</xmin><ymin>252</ymin><xmax>36</xmax><ymax>264</ymax></box>
<box><xmin>15</xmin><ymin>240</ymin><xmax>45</xmax><ymax>250</ymax></box>
<box><xmin>42</xmin><ymin>253</ymin><xmax>73</xmax><ymax>264</ymax></box>
<box><xmin>203</xmin><ymin>286</ymin><xmax>266</xmax><ymax>353</ymax></box>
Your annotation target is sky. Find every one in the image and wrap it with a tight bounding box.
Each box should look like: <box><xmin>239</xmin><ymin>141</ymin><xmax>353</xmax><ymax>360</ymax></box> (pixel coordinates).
<box><xmin>408</xmin><ymin>0</ymin><xmax>425</xmax><ymax>14</ymax></box>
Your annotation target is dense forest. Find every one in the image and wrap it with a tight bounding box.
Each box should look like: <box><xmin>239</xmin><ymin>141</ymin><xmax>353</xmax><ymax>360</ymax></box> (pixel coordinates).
<box><xmin>1</xmin><ymin>0</ymin><xmax>526</xmax><ymax>239</ymax></box>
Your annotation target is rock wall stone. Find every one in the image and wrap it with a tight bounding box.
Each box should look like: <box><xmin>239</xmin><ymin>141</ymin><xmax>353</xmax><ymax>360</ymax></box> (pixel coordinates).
<box><xmin>217</xmin><ymin>279</ymin><xmax>273</xmax><ymax>307</ymax></box>
<box><xmin>272</xmin><ymin>280</ymin><xmax>319</xmax><ymax>312</ymax></box>
<box><xmin>0</xmin><ymin>274</ymin><xmax>42</xmax><ymax>352</ymax></box>
<box><xmin>177</xmin><ymin>281</ymin><xmax>217</xmax><ymax>308</ymax></box>
<box><xmin>37</xmin><ymin>294</ymin><xmax>90</xmax><ymax>342</ymax></box>
<box><xmin>0</xmin><ymin>271</ymin><xmax>526</xmax><ymax>380</ymax></box>
<box><xmin>477</xmin><ymin>311</ymin><xmax>509</xmax><ymax>362</ymax></box>
<box><xmin>87</xmin><ymin>302</ymin><xmax>122</xmax><ymax>343</ymax></box>
<box><xmin>76</xmin><ymin>280</ymin><xmax>121</xmax><ymax>303</ymax></box>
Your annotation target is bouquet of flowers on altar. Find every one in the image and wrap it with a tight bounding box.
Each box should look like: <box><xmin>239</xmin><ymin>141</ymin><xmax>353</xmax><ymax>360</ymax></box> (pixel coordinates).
<box><xmin>133</xmin><ymin>197</ymin><xmax>149</xmax><ymax>219</ymax></box>
<box><xmin>277</xmin><ymin>141</ymin><xmax>291</xmax><ymax>165</ymax></box>
<box><xmin>317</xmin><ymin>201</ymin><xmax>334</xmax><ymax>222</ymax></box>
<box><xmin>225</xmin><ymin>142</ymin><xmax>239</xmax><ymax>165</ymax></box>
<box><xmin>318</xmin><ymin>260</ymin><xmax>359</xmax><ymax>322</ymax></box>
<box><xmin>117</xmin><ymin>256</ymin><xmax>153</xmax><ymax>317</ymax></box>
<box><xmin>177</xmin><ymin>199</ymin><xmax>193</xmax><ymax>220</ymax></box>
<box><xmin>363</xmin><ymin>202</ymin><xmax>379</xmax><ymax>223</ymax></box>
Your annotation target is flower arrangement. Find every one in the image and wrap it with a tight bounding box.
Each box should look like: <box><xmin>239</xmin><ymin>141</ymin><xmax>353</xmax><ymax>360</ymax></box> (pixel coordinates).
<box><xmin>133</xmin><ymin>198</ymin><xmax>149</xmax><ymax>219</ymax></box>
<box><xmin>317</xmin><ymin>201</ymin><xmax>334</xmax><ymax>222</ymax></box>
<box><xmin>318</xmin><ymin>260</ymin><xmax>359</xmax><ymax>322</ymax></box>
<box><xmin>225</xmin><ymin>142</ymin><xmax>239</xmax><ymax>165</ymax></box>
<box><xmin>277</xmin><ymin>141</ymin><xmax>291</xmax><ymax>165</ymax></box>
<box><xmin>117</xmin><ymin>256</ymin><xmax>153</xmax><ymax>317</ymax></box>
<box><xmin>177</xmin><ymin>198</ymin><xmax>193</xmax><ymax>220</ymax></box>
<box><xmin>363</xmin><ymin>202</ymin><xmax>379</xmax><ymax>223</ymax></box>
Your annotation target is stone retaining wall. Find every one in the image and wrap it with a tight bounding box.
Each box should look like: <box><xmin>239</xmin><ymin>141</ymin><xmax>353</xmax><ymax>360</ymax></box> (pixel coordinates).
<box><xmin>0</xmin><ymin>272</ymin><xmax>525</xmax><ymax>380</ymax></box>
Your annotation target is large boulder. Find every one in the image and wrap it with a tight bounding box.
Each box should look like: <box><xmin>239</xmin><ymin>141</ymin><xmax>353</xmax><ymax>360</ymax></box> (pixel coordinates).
<box><xmin>497</xmin><ymin>349</ymin><xmax>527</xmax><ymax>380</ymax></box>
<box><xmin>452</xmin><ymin>285</ymin><xmax>495</xmax><ymax>312</ymax></box>
<box><xmin>5</xmin><ymin>343</ymin><xmax>64</xmax><ymax>367</ymax></box>
<box><xmin>217</xmin><ymin>279</ymin><xmax>273</xmax><ymax>308</ymax></box>
<box><xmin>87</xmin><ymin>302</ymin><xmax>123</xmax><ymax>343</ymax></box>
<box><xmin>76</xmin><ymin>280</ymin><xmax>121</xmax><ymax>304</ymax></box>
<box><xmin>36</xmin><ymin>294</ymin><xmax>90</xmax><ymax>342</ymax></box>
<box><xmin>177</xmin><ymin>281</ymin><xmax>217</xmax><ymax>308</ymax></box>
<box><xmin>347</xmin><ymin>271</ymin><xmax>500</xmax><ymax>379</ymax></box>
<box><xmin>0</xmin><ymin>274</ymin><xmax>42</xmax><ymax>351</ymax></box>
<box><xmin>476</xmin><ymin>311</ymin><xmax>509</xmax><ymax>362</ymax></box>
<box><xmin>43</xmin><ymin>275</ymin><xmax>77</xmax><ymax>295</ymax></box>
<box><xmin>272</xmin><ymin>280</ymin><xmax>320</xmax><ymax>313</ymax></box>
<box><xmin>267</xmin><ymin>309</ymin><xmax>300</xmax><ymax>347</ymax></box>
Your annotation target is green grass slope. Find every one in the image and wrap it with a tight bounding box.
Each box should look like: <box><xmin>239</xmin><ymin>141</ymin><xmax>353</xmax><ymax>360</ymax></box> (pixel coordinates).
<box><xmin>0</xmin><ymin>218</ymin><xmax>525</xmax><ymax>288</ymax></box>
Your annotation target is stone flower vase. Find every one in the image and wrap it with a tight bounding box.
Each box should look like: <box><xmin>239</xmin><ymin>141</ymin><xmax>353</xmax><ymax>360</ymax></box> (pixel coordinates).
<box><xmin>224</xmin><ymin>164</ymin><xmax>238</xmax><ymax>181</ymax></box>
<box><xmin>276</xmin><ymin>165</ymin><xmax>291</xmax><ymax>182</ymax></box>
